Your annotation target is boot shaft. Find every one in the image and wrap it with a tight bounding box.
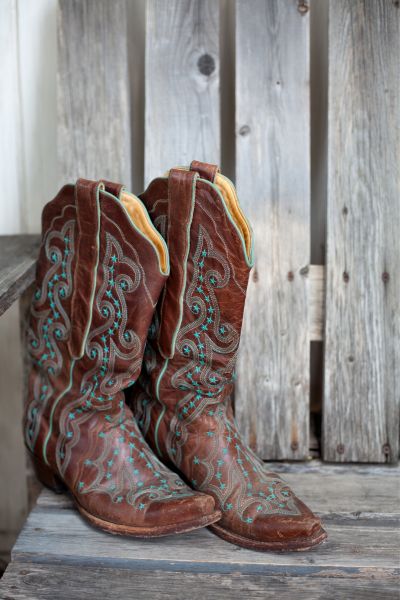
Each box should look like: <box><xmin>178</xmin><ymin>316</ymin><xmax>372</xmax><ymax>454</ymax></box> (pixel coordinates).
<box><xmin>138</xmin><ymin>166</ymin><xmax>254</xmax><ymax>408</ymax></box>
<box><xmin>25</xmin><ymin>180</ymin><xmax>168</xmax><ymax>462</ymax></box>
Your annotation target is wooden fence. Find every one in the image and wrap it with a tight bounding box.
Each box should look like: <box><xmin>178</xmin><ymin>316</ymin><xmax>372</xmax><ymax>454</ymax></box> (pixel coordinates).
<box><xmin>56</xmin><ymin>0</ymin><xmax>399</xmax><ymax>464</ymax></box>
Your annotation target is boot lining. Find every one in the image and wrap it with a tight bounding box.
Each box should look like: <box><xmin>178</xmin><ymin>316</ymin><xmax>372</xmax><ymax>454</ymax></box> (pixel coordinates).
<box><xmin>121</xmin><ymin>192</ymin><xmax>168</xmax><ymax>274</ymax></box>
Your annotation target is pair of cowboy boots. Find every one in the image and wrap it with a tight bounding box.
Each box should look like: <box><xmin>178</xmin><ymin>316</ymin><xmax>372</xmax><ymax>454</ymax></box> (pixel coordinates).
<box><xmin>24</xmin><ymin>162</ymin><xmax>327</xmax><ymax>550</ymax></box>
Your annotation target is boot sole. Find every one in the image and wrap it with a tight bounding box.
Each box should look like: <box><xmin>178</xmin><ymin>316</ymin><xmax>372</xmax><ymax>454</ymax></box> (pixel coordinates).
<box><xmin>76</xmin><ymin>501</ymin><xmax>221</xmax><ymax>538</ymax></box>
<box><xmin>209</xmin><ymin>521</ymin><xmax>328</xmax><ymax>552</ymax></box>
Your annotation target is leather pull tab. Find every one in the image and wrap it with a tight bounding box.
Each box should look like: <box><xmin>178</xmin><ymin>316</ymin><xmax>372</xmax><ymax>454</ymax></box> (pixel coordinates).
<box><xmin>190</xmin><ymin>160</ymin><xmax>220</xmax><ymax>182</ymax></box>
<box><xmin>101</xmin><ymin>180</ymin><xmax>125</xmax><ymax>199</ymax></box>
<box><xmin>68</xmin><ymin>178</ymin><xmax>102</xmax><ymax>360</ymax></box>
<box><xmin>157</xmin><ymin>169</ymin><xmax>198</xmax><ymax>359</ymax></box>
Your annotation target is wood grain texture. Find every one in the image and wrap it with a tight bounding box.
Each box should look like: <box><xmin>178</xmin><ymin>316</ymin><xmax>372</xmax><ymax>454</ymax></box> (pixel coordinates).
<box><xmin>235</xmin><ymin>0</ymin><xmax>311</xmax><ymax>460</ymax></box>
<box><xmin>1</xmin><ymin>561</ymin><xmax>399</xmax><ymax>600</ymax></box>
<box><xmin>17</xmin><ymin>0</ymin><xmax>58</xmax><ymax>234</ymax></box>
<box><xmin>323</xmin><ymin>0</ymin><xmax>400</xmax><ymax>463</ymax></box>
<box><xmin>10</xmin><ymin>504</ymin><xmax>399</xmax><ymax>575</ymax></box>
<box><xmin>0</xmin><ymin>236</ymin><xmax>40</xmax><ymax>317</ymax></box>
<box><xmin>0</xmin><ymin>303</ymin><xmax>28</xmax><ymax>559</ymax></box>
<box><xmin>58</xmin><ymin>0</ymin><xmax>131</xmax><ymax>187</ymax></box>
<box><xmin>3</xmin><ymin>469</ymin><xmax>399</xmax><ymax>598</ymax></box>
<box><xmin>144</xmin><ymin>0</ymin><xmax>220</xmax><ymax>185</ymax></box>
<box><xmin>309</xmin><ymin>265</ymin><xmax>324</xmax><ymax>341</ymax></box>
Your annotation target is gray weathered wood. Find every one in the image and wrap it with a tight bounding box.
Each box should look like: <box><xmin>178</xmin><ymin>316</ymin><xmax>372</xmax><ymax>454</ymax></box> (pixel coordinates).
<box><xmin>323</xmin><ymin>0</ymin><xmax>400</xmax><ymax>463</ymax></box>
<box><xmin>58</xmin><ymin>0</ymin><xmax>131</xmax><ymax>187</ymax></box>
<box><xmin>2</xmin><ymin>468</ymin><xmax>399</xmax><ymax>598</ymax></box>
<box><xmin>1</xmin><ymin>561</ymin><xmax>399</xmax><ymax>600</ymax></box>
<box><xmin>309</xmin><ymin>265</ymin><xmax>324</xmax><ymax>341</ymax></box>
<box><xmin>235</xmin><ymin>0</ymin><xmax>311</xmax><ymax>460</ymax></box>
<box><xmin>0</xmin><ymin>303</ymin><xmax>28</xmax><ymax>563</ymax></box>
<box><xmin>0</xmin><ymin>235</ymin><xmax>40</xmax><ymax>317</ymax></box>
<box><xmin>10</xmin><ymin>503</ymin><xmax>400</xmax><ymax>575</ymax></box>
<box><xmin>145</xmin><ymin>0</ymin><xmax>220</xmax><ymax>185</ymax></box>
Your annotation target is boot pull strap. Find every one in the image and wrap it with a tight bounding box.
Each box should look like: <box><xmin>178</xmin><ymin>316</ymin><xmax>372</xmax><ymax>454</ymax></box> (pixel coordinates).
<box><xmin>157</xmin><ymin>169</ymin><xmax>198</xmax><ymax>359</ymax></box>
<box><xmin>190</xmin><ymin>160</ymin><xmax>220</xmax><ymax>182</ymax></box>
<box><xmin>101</xmin><ymin>180</ymin><xmax>125</xmax><ymax>199</ymax></box>
<box><xmin>68</xmin><ymin>178</ymin><xmax>103</xmax><ymax>360</ymax></box>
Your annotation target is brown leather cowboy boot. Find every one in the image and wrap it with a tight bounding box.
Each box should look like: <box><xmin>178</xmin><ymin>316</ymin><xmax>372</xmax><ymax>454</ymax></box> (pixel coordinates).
<box><xmin>24</xmin><ymin>177</ymin><xmax>220</xmax><ymax>537</ymax></box>
<box><xmin>128</xmin><ymin>162</ymin><xmax>327</xmax><ymax>550</ymax></box>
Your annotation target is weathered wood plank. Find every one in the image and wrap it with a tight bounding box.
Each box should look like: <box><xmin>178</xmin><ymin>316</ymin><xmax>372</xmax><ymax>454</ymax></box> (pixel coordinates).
<box><xmin>309</xmin><ymin>265</ymin><xmax>324</xmax><ymax>341</ymax></box>
<box><xmin>323</xmin><ymin>0</ymin><xmax>400</xmax><ymax>463</ymax></box>
<box><xmin>1</xmin><ymin>561</ymin><xmax>398</xmax><ymax>600</ymax></box>
<box><xmin>0</xmin><ymin>236</ymin><xmax>40</xmax><ymax>317</ymax></box>
<box><xmin>17</xmin><ymin>0</ymin><xmax>58</xmax><ymax>233</ymax></box>
<box><xmin>145</xmin><ymin>0</ymin><xmax>220</xmax><ymax>184</ymax></box>
<box><xmin>35</xmin><ymin>468</ymin><xmax>400</xmax><ymax>520</ymax></box>
<box><xmin>235</xmin><ymin>0</ymin><xmax>311</xmax><ymax>459</ymax></box>
<box><xmin>0</xmin><ymin>304</ymin><xmax>28</xmax><ymax>559</ymax></box>
<box><xmin>58</xmin><ymin>0</ymin><xmax>131</xmax><ymax>187</ymax></box>
<box><xmin>11</xmin><ymin>502</ymin><xmax>399</xmax><ymax>575</ymax></box>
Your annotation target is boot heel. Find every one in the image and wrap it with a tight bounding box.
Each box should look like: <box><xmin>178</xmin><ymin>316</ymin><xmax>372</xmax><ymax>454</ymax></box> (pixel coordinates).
<box><xmin>29</xmin><ymin>452</ymin><xmax>66</xmax><ymax>494</ymax></box>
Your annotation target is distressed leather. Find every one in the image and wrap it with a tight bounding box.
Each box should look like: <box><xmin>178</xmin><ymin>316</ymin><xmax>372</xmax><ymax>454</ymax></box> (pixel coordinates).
<box><xmin>128</xmin><ymin>163</ymin><xmax>327</xmax><ymax>549</ymax></box>
<box><xmin>24</xmin><ymin>178</ymin><xmax>218</xmax><ymax>535</ymax></box>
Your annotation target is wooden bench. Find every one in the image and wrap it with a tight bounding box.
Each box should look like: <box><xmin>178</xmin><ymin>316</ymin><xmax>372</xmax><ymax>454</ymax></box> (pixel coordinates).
<box><xmin>1</xmin><ymin>464</ymin><xmax>399</xmax><ymax>599</ymax></box>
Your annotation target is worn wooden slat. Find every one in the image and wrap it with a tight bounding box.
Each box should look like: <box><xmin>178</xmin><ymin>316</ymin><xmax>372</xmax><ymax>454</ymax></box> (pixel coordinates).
<box><xmin>36</xmin><ymin>468</ymin><xmax>400</xmax><ymax>520</ymax></box>
<box><xmin>309</xmin><ymin>265</ymin><xmax>324</xmax><ymax>342</ymax></box>
<box><xmin>0</xmin><ymin>236</ymin><xmax>40</xmax><ymax>317</ymax></box>
<box><xmin>323</xmin><ymin>0</ymin><xmax>400</xmax><ymax>463</ymax></box>
<box><xmin>1</xmin><ymin>561</ymin><xmax>399</xmax><ymax>600</ymax></box>
<box><xmin>10</xmin><ymin>503</ymin><xmax>399</xmax><ymax>575</ymax></box>
<box><xmin>235</xmin><ymin>0</ymin><xmax>311</xmax><ymax>459</ymax></box>
<box><xmin>17</xmin><ymin>0</ymin><xmax>58</xmax><ymax>233</ymax></box>
<box><xmin>58</xmin><ymin>0</ymin><xmax>131</xmax><ymax>187</ymax></box>
<box><xmin>0</xmin><ymin>303</ymin><xmax>28</xmax><ymax>562</ymax></box>
<box><xmin>0</xmin><ymin>239</ymin><xmax>324</xmax><ymax>334</ymax></box>
<box><xmin>145</xmin><ymin>0</ymin><xmax>220</xmax><ymax>185</ymax></box>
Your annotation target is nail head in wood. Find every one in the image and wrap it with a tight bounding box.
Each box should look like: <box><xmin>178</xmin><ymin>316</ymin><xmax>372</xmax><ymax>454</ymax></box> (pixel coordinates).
<box><xmin>297</xmin><ymin>1</ymin><xmax>309</xmax><ymax>15</ymax></box>
<box><xmin>239</xmin><ymin>125</ymin><xmax>250</xmax><ymax>137</ymax></box>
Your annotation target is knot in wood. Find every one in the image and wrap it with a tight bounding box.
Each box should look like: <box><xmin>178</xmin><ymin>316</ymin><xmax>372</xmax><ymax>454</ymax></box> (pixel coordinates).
<box><xmin>197</xmin><ymin>54</ymin><xmax>215</xmax><ymax>76</ymax></box>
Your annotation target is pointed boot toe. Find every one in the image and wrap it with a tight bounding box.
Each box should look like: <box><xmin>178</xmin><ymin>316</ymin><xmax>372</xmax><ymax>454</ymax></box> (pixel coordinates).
<box><xmin>210</xmin><ymin>506</ymin><xmax>327</xmax><ymax>552</ymax></box>
<box><xmin>145</xmin><ymin>492</ymin><xmax>221</xmax><ymax>535</ymax></box>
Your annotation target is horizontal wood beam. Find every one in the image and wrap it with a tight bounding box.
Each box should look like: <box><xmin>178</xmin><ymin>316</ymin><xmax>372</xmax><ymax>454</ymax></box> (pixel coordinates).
<box><xmin>0</xmin><ymin>235</ymin><xmax>40</xmax><ymax>317</ymax></box>
<box><xmin>0</xmin><ymin>234</ymin><xmax>326</xmax><ymax>341</ymax></box>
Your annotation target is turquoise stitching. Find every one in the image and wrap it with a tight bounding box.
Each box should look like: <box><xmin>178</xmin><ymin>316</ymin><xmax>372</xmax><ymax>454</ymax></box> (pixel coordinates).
<box><xmin>43</xmin><ymin>359</ymin><xmax>76</xmax><ymax>465</ymax></box>
<box><xmin>200</xmin><ymin>177</ymin><xmax>254</xmax><ymax>268</ymax></box>
<box><xmin>153</xmin><ymin>358</ymin><xmax>169</xmax><ymax>457</ymax></box>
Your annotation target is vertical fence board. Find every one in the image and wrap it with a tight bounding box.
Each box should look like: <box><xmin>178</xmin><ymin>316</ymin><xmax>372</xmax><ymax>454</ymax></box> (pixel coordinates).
<box><xmin>0</xmin><ymin>0</ymin><xmax>23</xmax><ymax>236</ymax></box>
<box><xmin>17</xmin><ymin>0</ymin><xmax>58</xmax><ymax>233</ymax></box>
<box><xmin>145</xmin><ymin>0</ymin><xmax>220</xmax><ymax>185</ymax></box>
<box><xmin>323</xmin><ymin>0</ymin><xmax>400</xmax><ymax>463</ymax></box>
<box><xmin>235</xmin><ymin>0</ymin><xmax>311</xmax><ymax>460</ymax></box>
<box><xmin>58</xmin><ymin>0</ymin><xmax>131</xmax><ymax>186</ymax></box>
